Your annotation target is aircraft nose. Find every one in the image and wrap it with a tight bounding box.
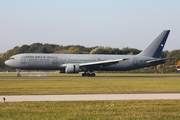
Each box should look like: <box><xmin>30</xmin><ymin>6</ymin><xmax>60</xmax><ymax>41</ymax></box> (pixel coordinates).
<box><xmin>5</xmin><ymin>60</ymin><xmax>10</xmax><ymax>66</ymax></box>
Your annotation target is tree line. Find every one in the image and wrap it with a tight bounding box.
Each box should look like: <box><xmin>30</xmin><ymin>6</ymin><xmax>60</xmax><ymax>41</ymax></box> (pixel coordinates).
<box><xmin>0</xmin><ymin>43</ymin><xmax>180</xmax><ymax>72</ymax></box>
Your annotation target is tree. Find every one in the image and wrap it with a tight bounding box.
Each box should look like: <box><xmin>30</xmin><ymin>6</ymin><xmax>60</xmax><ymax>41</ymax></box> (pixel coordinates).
<box><xmin>38</xmin><ymin>44</ymin><xmax>58</xmax><ymax>53</ymax></box>
<box><xmin>178</xmin><ymin>60</ymin><xmax>180</xmax><ymax>66</ymax></box>
<box><xmin>19</xmin><ymin>45</ymin><xmax>30</xmax><ymax>53</ymax></box>
<box><xmin>157</xmin><ymin>64</ymin><xmax>165</xmax><ymax>73</ymax></box>
<box><xmin>0</xmin><ymin>54</ymin><xmax>3</xmax><ymax>70</ymax></box>
<box><xmin>28</xmin><ymin>43</ymin><xmax>43</xmax><ymax>53</ymax></box>
<box><xmin>121</xmin><ymin>47</ymin><xmax>141</xmax><ymax>55</ymax></box>
<box><xmin>161</xmin><ymin>50</ymin><xmax>169</xmax><ymax>58</ymax></box>
<box><xmin>166</xmin><ymin>49</ymin><xmax>180</xmax><ymax>65</ymax></box>
<box><xmin>90</xmin><ymin>46</ymin><xmax>122</xmax><ymax>54</ymax></box>
<box><xmin>67</xmin><ymin>46</ymin><xmax>80</xmax><ymax>54</ymax></box>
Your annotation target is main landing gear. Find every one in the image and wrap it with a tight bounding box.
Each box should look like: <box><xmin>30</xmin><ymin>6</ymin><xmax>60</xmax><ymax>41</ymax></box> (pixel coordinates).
<box><xmin>16</xmin><ymin>69</ymin><xmax>21</xmax><ymax>77</ymax></box>
<box><xmin>82</xmin><ymin>72</ymin><xmax>96</xmax><ymax>77</ymax></box>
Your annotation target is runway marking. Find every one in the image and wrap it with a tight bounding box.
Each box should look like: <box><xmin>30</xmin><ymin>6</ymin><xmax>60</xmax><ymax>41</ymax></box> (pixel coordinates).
<box><xmin>1</xmin><ymin>94</ymin><xmax>180</xmax><ymax>102</ymax></box>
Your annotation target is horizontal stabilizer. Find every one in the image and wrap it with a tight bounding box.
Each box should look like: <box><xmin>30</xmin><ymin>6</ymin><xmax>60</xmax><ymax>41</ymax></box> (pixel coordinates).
<box><xmin>146</xmin><ymin>58</ymin><xmax>169</xmax><ymax>64</ymax></box>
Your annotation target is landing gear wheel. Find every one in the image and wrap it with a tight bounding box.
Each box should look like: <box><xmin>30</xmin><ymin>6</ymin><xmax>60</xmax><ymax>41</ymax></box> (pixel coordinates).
<box><xmin>87</xmin><ymin>73</ymin><xmax>91</xmax><ymax>77</ymax></box>
<box><xmin>16</xmin><ymin>69</ymin><xmax>21</xmax><ymax>77</ymax></box>
<box><xmin>17</xmin><ymin>74</ymin><xmax>21</xmax><ymax>77</ymax></box>
<box><xmin>81</xmin><ymin>72</ymin><xmax>96</xmax><ymax>77</ymax></box>
<box><xmin>91</xmin><ymin>73</ymin><xmax>95</xmax><ymax>77</ymax></box>
<box><xmin>82</xmin><ymin>73</ymin><xmax>86</xmax><ymax>77</ymax></box>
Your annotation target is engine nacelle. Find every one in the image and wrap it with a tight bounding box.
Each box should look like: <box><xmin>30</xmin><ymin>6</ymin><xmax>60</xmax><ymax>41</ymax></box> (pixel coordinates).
<box><xmin>65</xmin><ymin>64</ymin><xmax>81</xmax><ymax>73</ymax></box>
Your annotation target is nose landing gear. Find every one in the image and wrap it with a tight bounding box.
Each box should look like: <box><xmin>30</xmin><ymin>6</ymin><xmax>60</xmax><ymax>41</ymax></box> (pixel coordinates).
<box><xmin>16</xmin><ymin>69</ymin><xmax>21</xmax><ymax>77</ymax></box>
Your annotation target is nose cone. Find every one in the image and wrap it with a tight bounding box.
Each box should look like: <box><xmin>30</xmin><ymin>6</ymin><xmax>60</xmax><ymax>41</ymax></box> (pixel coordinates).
<box><xmin>5</xmin><ymin>60</ymin><xmax>11</xmax><ymax>66</ymax></box>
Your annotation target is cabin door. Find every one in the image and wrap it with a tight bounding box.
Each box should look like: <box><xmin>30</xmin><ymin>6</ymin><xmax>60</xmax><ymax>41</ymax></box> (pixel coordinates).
<box><xmin>21</xmin><ymin>56</ymin><xmax>26</xmax><ymax>64</ymax></box>
<box><xmin>133</xmin><ymin>58</ymin><xmax>138</xmax><ymax>65</ymax></box>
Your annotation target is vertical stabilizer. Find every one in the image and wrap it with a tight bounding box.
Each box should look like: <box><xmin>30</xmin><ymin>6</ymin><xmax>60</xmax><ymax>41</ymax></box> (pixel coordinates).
<box><xmin>138</xmin><ymin>30</ymin><xmax>170</xmax><ymax>58</ymax></box>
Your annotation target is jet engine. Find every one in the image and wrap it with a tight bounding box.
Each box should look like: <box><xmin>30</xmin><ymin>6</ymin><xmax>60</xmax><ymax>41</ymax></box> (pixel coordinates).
<box><xmin>65</xmin><ymin>64</ymin><xmax>81</xmax><ymax>73</ymax></box>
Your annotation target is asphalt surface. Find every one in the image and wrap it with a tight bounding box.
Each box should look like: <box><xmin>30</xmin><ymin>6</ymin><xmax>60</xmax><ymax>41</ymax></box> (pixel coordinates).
<box><xmin>1</xmin><ymin>94</ymin><xmax>180</xmax><ymax>102</ymax></box>
<box><xmin>0</xmin><ymin>72</ymin><xmax>180</xmax><ymax>78</ymax></box>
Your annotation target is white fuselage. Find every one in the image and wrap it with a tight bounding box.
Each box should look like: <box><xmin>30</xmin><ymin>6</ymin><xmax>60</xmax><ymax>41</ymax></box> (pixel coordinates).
<box><xmin>5</xmin><ymin>53</ymin><xmax>161</xmax><ymax>71</ymax></box>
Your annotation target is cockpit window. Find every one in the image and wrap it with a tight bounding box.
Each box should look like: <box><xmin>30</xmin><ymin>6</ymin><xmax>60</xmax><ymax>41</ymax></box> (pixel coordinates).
<box><xmin>9</xmin><ymin>57</ymin><xmax>15</xmax><ymax>60</ymax></box>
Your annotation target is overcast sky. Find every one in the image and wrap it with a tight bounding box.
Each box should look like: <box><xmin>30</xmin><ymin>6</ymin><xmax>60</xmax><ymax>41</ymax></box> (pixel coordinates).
<box><xmin>0</xmin><ymin>0</ymin><xmax>180</xmax><ymax>53</ymax></box>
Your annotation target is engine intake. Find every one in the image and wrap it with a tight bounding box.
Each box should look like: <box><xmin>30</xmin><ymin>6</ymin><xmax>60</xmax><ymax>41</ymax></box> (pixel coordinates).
<box><xmin>65</xmin><ymin>64</ymin><xmax>80</xmax><ymax>73</ymax></box>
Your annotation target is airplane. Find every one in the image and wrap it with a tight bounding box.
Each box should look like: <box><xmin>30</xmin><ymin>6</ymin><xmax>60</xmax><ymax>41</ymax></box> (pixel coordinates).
<box><xmin>5</xmin><ymin>30</ymin><xmax>170</xmax><ymax>77</ymax></box>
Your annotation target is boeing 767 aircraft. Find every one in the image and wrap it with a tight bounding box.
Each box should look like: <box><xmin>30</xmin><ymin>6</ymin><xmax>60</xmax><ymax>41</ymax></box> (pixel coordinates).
<box><xmin>5</xmin><ymin>30</ymin><xmax>170</xmax><ymax>77</ymax></box>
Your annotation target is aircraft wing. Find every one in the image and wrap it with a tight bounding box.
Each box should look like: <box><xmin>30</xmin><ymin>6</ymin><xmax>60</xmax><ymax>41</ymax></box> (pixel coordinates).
<box><xmin>79</xmin><ymin>58</ymin><xmax>129</xmax><ymax>68</ymax></box>
<box><xmin>146</xmin><ymin>58</ymin><xmax>169</xmax><ymax>64</ymax></box>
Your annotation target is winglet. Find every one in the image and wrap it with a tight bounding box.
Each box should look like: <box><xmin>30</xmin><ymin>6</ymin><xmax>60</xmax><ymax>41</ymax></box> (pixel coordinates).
<box><xmin>138</xmin><ymin>30</ymin><xmax>170</xmax><ymax>58</ymax></box>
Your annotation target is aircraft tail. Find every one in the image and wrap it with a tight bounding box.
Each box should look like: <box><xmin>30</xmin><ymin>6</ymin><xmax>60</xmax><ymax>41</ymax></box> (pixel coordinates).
<box><xmin>138</xmin><ymin>30</ymin><xmax>170</xmax><ymax>58</ymax></box>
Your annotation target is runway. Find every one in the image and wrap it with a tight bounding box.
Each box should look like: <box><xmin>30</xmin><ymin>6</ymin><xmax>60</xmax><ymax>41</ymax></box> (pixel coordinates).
<box><xmin>1</xmin><ymin>76</ymin><xmax>180</xmax><ymax>79</ymax></box>
<box><xmin>1</xmin><ymin>94</ymin><xmax>180</xmax><ymax>102</ymax></box>
<box><xmin>1</xmin><ymin>72</ymin><xmax>180</xmax><ymax>78</ymax></box>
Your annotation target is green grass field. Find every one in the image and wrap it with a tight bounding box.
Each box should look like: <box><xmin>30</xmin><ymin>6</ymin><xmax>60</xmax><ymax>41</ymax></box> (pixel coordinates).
<box><xmin>1</xmin><ymin>100</ymin><xmax>180</xmax><ymax>120</ymax></box>
<box><xmin>0</xmin><ymin>73</ymin><xmax>180</xmax><ymax>119</ymax></box>
<box><xmin>0</xmin><ymin>73</ymin><xmax>180</xmax><ymax>95</ymax></box>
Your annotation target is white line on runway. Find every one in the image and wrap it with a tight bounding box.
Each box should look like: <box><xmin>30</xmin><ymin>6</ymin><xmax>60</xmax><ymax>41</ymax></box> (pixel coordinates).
<box><xmin>1</xmin><ymin>94</ymin><xmax>180</xmax><ymax>102</ymax></box>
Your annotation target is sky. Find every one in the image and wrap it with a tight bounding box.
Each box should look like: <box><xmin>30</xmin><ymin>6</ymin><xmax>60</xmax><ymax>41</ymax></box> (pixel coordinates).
<box><xmin>0</xmin><ymin>0</ymin><xmax>180</xmax><ymax>53</ymax></box>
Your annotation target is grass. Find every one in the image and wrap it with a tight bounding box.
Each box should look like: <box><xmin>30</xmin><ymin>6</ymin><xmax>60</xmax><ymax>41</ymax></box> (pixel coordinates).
<box><xmin>1</xmin><ymin>100</ymin><xmax>180</xmax><ymax>120</ymax></box>
<box><xmin>1</xmin><ymin>73</ymin><xmax>180</xmax><ymax>119</ymax></box>
<box><xmin>0</xmin><ymin>73</ymin><xmax>180</xmax><ymax>95</ymax></box>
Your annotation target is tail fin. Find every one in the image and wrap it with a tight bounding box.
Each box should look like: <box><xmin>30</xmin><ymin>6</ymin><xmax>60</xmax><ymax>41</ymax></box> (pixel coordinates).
<box><xmin>138</xmin><ymin>30</ymin><xmax>170</xmax><ymax>58</ymax></box>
